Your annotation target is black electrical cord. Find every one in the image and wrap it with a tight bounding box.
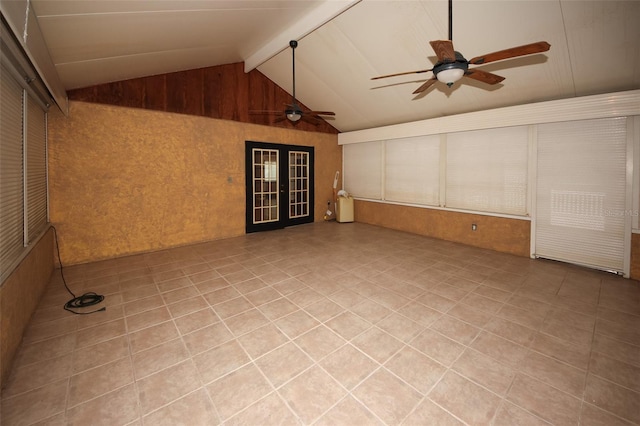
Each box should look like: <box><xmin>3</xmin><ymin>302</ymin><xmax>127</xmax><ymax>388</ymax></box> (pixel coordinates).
<box><xmin>51</xmin><ymin>226</ymin><xmax>106</xmax><ymax>315</ymax></box>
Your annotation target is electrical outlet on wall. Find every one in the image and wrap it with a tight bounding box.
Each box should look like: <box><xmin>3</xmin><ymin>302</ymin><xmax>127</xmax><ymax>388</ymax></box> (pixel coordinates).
<box><xmin>471</xmin><ymin>223</ymin><xmax>477</xmax><ymax>231</ymax></box>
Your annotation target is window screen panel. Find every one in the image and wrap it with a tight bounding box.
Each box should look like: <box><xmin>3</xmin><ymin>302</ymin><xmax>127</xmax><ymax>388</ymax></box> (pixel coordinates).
<box><xmin>446</xmin><ymin>126</ymin><xmax>528</xmax><ymax>215</ymax></box>
<box><xmin>536</xmin><ymin>117</ymin><xmax>627</xmax><ymax>272</ymax></box>
<box><xmin>343</xmin><ymin>141</ymin><xmax>383</xmax><ymax>200</ymax></box>
<box><xmin>26</xmin><ymin>96</ymin><xmax>48</xmax><ymax>243</ymax></box>
<box><xmin>0</xmin><ymin>64</ymin><xmax>25</xmax><ymax>276</ymax></box>
<box><xmin>385</xmin><ymin>135</ymin><xmax>440</xmax><ymax>205</ymax></box>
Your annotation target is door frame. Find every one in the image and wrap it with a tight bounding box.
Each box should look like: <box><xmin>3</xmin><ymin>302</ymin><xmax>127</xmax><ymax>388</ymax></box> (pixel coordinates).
<box><xmin>245</xmin><ymin>141</ymin><xmax>315</xmax><ymax>233</ymax></box>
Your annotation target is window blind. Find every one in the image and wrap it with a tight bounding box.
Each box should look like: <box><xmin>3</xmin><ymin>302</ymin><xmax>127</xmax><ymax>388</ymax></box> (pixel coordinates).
<box><xmin>446</xmin><ymin>126</ymin><xmax>528</xmax><ymax>215</ymax></box>
<box><xmin>1</xmin><ymin>63</ymin><xmax>25</xmax><ymax>277</ymax></box>
<box><xmin>26</xmin><ymin>96</ymin><xmax>48</xmax><ymax>243</ymax></box>
<box><xmin>535</xmin><ymin>117</ymin><xmax>628</xmax><ymax>272</ymax></box>
<box><xmin>385</xmin><ymin>135</ymin><xmax>439</xmax><ymax>206</ymax></box>
<box><xmin>343</xmin><ymin>141</ymin><xmax>383</xmax><ymax>200</ymax></box>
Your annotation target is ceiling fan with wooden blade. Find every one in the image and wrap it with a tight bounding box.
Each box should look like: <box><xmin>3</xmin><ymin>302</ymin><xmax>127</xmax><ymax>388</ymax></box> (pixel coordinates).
<box><xmin>251</xmin><ymin>40</ymin><xmax>335</xmax><ymax>124</ymax></box>
<box><xmin>371</xmin><ymin>0</ymin><xmax>550</xmax><ymax>95</ymax></box>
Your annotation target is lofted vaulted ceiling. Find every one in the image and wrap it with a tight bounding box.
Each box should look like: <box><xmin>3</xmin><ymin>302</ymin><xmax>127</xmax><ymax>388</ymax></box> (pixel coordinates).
<box><xmin>8</xmin><ymin>0</ymin><xmax>640</xmax><ymax>132</ymax></box>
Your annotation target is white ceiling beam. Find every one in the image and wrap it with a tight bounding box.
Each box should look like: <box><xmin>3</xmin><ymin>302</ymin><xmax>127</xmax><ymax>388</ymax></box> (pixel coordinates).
<box><xmin>243</xmin><ymin>0</ymin><xmax>360</xmax><ymax>73</ymax></box>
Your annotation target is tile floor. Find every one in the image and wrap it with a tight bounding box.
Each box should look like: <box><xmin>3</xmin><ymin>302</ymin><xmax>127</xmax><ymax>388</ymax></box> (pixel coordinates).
<box><xmin>2</xmin><ymin>222</ymin><xmax>640</xmax><ymax>425</ymax></box>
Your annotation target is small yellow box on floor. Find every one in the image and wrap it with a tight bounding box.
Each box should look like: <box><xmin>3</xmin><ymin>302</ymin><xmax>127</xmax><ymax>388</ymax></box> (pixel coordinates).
<box><xmin>337</xmin><ymin>196</ymin><xmax>354</xmax><ymax>223</ymax></box>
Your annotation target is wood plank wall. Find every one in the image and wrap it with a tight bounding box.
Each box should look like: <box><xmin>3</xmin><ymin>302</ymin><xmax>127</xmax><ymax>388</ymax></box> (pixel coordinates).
<box><xmin>67</xmin><ymin>62</ymin><xmax>339</xmax><ymax>134</ymax></box>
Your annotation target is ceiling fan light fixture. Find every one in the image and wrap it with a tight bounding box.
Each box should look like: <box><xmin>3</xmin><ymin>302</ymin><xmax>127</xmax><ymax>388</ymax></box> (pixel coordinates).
<box><xmin>435</xmin><ymin>66</ymin><xmax>465</xmax><ymax>87</ymax></box>
<box><xmin>286</xmin><ymin>110</ymin><xmax>302</xmax><ymax>122</ymax></box>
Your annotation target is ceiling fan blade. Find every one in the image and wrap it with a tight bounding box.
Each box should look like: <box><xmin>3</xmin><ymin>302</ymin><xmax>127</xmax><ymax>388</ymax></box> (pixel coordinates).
<box><xmin>464</xmin><ymin>69</ymin><xmax>505</xmax><ymax>85</ymax></box>
<box><xmin>469</xmin><ymin>41</ymin><xmax>550</xmax><ymax>65</ymax></box>
<box><xmin>371</xmin><ymin>68</ymin><xmax>433</xmax><ymax>80</ymax></box>
<box><xmin>308</xmin><ymin>111</ymin><xmax>336</xmax><ymax>116</ymax></box>
<box><xmin>430</xmin><ymin>40</ymin><xmax>456</xmax><ymax>62</ymax></box>
<box><xmin>412</xmin><ymin>77</ymin><xmax>438</xmax><ymax>94</ymax></box>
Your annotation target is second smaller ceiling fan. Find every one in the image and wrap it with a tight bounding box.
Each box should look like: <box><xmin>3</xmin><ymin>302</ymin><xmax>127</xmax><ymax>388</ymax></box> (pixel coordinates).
<box><xmin>251</xmin><ymin>40</ymin><xmax>335</xmax><ymax>124</ymax></box>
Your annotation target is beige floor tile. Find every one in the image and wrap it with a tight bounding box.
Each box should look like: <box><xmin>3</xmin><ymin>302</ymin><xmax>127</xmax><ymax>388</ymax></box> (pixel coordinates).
<box><xmin>429</xmin><ymin>371</ymin><xmax>502</xmax><ymax>425</ymax></box>
<box><xmin>244</xmin><ymin>286</ymin><xmax>281</xmax><ymax>307</ymax></box>
<box><xmin>132</xmin><ymin>338</ymin><xmax>190</xmax><ymax>380</ymax></box>
<box><xmin>173</xmin><ymin>308</ymin><xmax>219</xmax><ymax>335</ymax></box>
<box><xmin>377</xmin><ymin>313</ymin><xmax>425</xmax><ymax>343</ymax></box>
<box><xmin>203</xmin><ymin>286</ymin><xmax>241</xmax><ymax>306</ymax></box>
<box><xmin>5</xmin><ymin>223</ymin><xmax>640</xmax><ymax>426</ymax></box>
<box><xmin>224</xmin><ymin>392</ymin><xmax>298</xmax><ymax>426</ymax></box>
<box><xmin>452</xmin><ymin>348</ymin><xmax>515</xmax><ymax>396</ymax></box>
<box><xmin>414</xmin><ymin>291</ymin><xmax>457</xmax><ymax>313</ymax></box>
<box><xmin>410</xmin><ymin>328</ymin><xmax>465</xmax><ymax>367</ymax></box>
<box><xmin>530</xmin><ymin>332</ymin><xmax>591</xmax><ymax>370</ymax></box>
<box><xmin>256</xmin><ymin>297</ymin><xmax>299</xmax><ymax>321</ymax></box>
<box><xmin>182</xmin><ymin>322</ymin><xmax>234</xmax><ymax>355</ymax></box>
<box><xmin>493</xmin><ymin>401</ymin><xmax>551</xmax><ymax>426</ymax></box>
<box><xmin>385</xmin><ymin>346</ymin><xmax>447</xmax><ymax>394</ymax></box>
<box><xmin>483</xmin><ymin>317</ymin><xmax>536</xmax><ymax>347</ymax></box>
<box><xmin>592</xmin><ymin>333</ymin><xmax>640</xmax><ymax>368</ymax></box>
<box><xmin>471</xmin><ymin>331</ymin><xmax>529</xmax><ymax>368</ymax></box>
<box><xmin>350</xmin><ymin>299</ymin><xmax>393</xmax><ymax>324</ymax></box>
<box><xmin>520</xmin><ymin>351</ymin><xmax>586</xmax><ymax>397</ymax></box>
<box><xmin>206</xmin><ymin>364</ymin><xmax>273</xmax><ymax>421</ymax></box>
<box><xmin>351</xmin><ymin>327</ymin><xmax>404</xmax><ymax>364</ymax></box>
<box><xmin>429</xmin><ymin>314</ymin><xmax>480</xmax><ymax>345</ymax></box>
<box><xmin>212</xmin><ymin>296</ymin><xmax>254</xmax><ymax>319</ymax></box>
<box><xmin>142</xmin><ymin>388</ymin><xmax>220</xmax><ymax>425</ymax></box>
<box><xmin>460</xmin><ymin>292</ymin><xmax>504</xmax><ymax>314</ymax></box>
<box><xmin>65</xmin><ymin>383</ymin><xmax>140</xmax><ymax>426</ymax></box>
<box><xmin>446</xmin><ymin>303</ymin><xmax>493</xmax><ymax>328</ymax></box>
<box><xmin>304</xmin><ymin>298</ymin><xmax>345</xmax><ymax>322</ymax></box>
<box><xmin>279</xmin><ymin>365</ymin><xmax>346</xmax><ymax>424</ymax></box>
<box><xmin>275</xmin><ymin>310</ymin><xmax>321</xmax><ymax>339</ymax></box>
<box><xmin>126</xmin><ymin>306</ymin><xmax>172</xmax><ymax>333</ymax></box>
<box><xmin>224</xmin><ymin>308</ymin><xmax>269</xmax><ymax>336</ymax></box>
<box><xmin>507</xmin><ymin>373</ymin><xmax>582</xmax><ymax>425</ymax></box>
<box><xmin>294</xmin><ymin>325</ymin><xmax>346</xmax><ymax>361</ymax></box>
<box><xmin>129</xmin><ymin>321</ymin><xmax>180</xmax><ymax>354</ymax></box>
<box><xmin>255</xmin><ymin>342</ymin><xmax>314</xmax><ymax>388</ymax></box>
<box><xmin>2</xmin><ymin>354</ymin><xmax>72</xmax><ymax>398</ymax></box>
<box><xmin>193</xmin><ymin>340</ymin><xmax>250</xmax><ymax>384</ymax></box>
<box><xmin>352</xmin><ymin>368</ymin><xmax>424</xmax><ymax>424</ymax></box>
<box><xmin>137</xmin><ymin>360</ymin><xmax>201</xmax><ymax>415</ymax></box>
<box><xmin>397</xmin><ymin>301</ymin><xmax>443</xmax><ymax>327</ymax></box>
<box><xmin>166</xmin><ymin>295</ymin><xmax>209</xmax><ymax>318</ymax></box>
<box><xmin>324</xmin><ymin>311</ymin><xmax>370</xmax><ymax>340</ymax></box>
<box><xmin>584</xmin><ymin>373</ymin><xmax>640</xmax><ymax>424</ymax></box>
<box><xmin>580</xmin><ymin>402</ymin><xmax>636</xmax><ymax>426</ymax></box>
<box><xmin>1</xmin><ymin>379</ymin><xmax>68</xmax><ymax>425</ymax></box>
<box><xmin>68</xmin><ymin>356</ymin><xmax>134</xmax><ymax>408</ymax></box>
<box><xmin>319</xmin><ymin>344</ymin><xmax>379</xmax><ymax>390</ymax></box>
<box><xmin>315</xmin><ymin>395</ymin><xmax>384</xmax><ymax>426</ymax></box>
<box><xmin>402</xmin><ymin>399</ymin><xmax>465</xmax><ymax>425</ymax></box>
<box><xmin>76</xmin><ymin>318</ymin><xmax>126</xmax><ymax>348</ymax></box>
<box><xmin>237</xmin><ymin>323</ymin><xmax>289</xmax><ymax>359</ymax></box>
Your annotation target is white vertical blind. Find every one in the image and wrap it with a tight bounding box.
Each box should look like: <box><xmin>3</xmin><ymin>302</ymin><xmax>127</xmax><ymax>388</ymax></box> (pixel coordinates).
<box><xmin>26</xmin><ymin>96</ymin><xmax>48</xmax><ymax>243</ymax></box>
<box><xmin>446</xmin><ymin>126</ymin><xmax>528</xmax><ymax>215</ymax></box>
<box><xmin>0</xmin><ymin>63</ymin><xmax>25</xmax><ymax>274</ymax></box>
<box><xmin>343</xmin><ymin>141</ymin><xmax>383</xmax><ymax>200</ymax></box>
<box><xmin>536</xmin><ymin>117</ymin><xmax>628</xmax><ymax>272</ymax></box>
<box><xmin>385</xmin><ymin>135</ymin><xmax>440</xmax><ymax>206</ymax></box>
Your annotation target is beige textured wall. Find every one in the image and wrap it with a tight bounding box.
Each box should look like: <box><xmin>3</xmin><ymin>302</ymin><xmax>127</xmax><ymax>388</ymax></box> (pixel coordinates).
<box><xmin>632</xmin><ymin>233</ymin><xmax>640</xmax><ymax>280</ymax></box>
<box><xmin>354</xmin><ymin>200</ymin><xmax>531</xmax><ymax>257</ymax></box>
<box><xmin>1</xmin><ymin>228</ymin><xmax>54</xmax><ymax>388</ymax></box>
<box><xmin>48</xmin><ymin>102</ymin><xmax>341</xmax><ymax>265</ymax></box>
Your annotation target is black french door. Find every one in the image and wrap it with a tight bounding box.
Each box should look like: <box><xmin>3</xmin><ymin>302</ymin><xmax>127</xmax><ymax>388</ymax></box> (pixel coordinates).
<box><xmin>245</xmin><ymin>141</ymin><xmax>314</xmax><ymax>233</ymax></box>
